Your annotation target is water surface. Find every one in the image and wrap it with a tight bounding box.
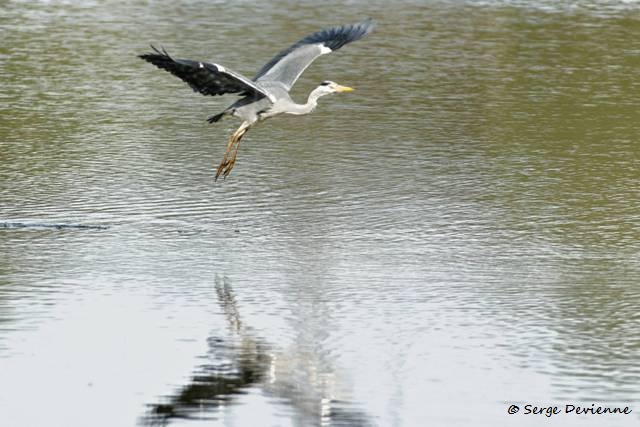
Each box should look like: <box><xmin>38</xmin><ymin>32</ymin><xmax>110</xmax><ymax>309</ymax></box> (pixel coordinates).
<box><xmin>1</xmin><ymin>1</ymin><xmax>640</xmax><ymax>426</ymax></box>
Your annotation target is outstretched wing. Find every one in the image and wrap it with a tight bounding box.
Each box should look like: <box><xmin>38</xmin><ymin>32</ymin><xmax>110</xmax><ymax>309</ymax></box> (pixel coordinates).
<box><xmin>139</xmin><ymin>46</ymin><xmax>271</xmax><ymax>99</ymax></box>
<box><xmin>253</xmin><ymin>18</ymin><xmax>375</xmax><ymax>91</ymax></box>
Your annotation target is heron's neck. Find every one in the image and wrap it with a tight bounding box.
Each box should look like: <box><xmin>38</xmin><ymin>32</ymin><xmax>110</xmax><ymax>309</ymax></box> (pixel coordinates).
<box><xmin>292</xmin><ymin>88</ymin><xmax>326</xmax><ymax>115</ymax></box>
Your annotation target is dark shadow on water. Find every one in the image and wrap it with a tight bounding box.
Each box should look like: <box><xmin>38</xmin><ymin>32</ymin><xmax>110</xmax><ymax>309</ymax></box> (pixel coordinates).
<box><xmin>0</xmin><ymin>221</ymin><xmax>109</xmax><ymax>230</ymax></box>
<box><xmin>139</xmin><ymin>277</ymin><xmax>375</xmax><ymax>427</ymax></box>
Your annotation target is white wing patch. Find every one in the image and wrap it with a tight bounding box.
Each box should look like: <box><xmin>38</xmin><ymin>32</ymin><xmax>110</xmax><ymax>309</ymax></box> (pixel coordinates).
<box><xmin>319</xmin><ymin>45</ymin><xmax>332</xmax><ymax>54</ymax></box>
<box><xmin>214</xmin><ymin>63</ymin><xmax>226</xmax><ymax>73</ymax></box>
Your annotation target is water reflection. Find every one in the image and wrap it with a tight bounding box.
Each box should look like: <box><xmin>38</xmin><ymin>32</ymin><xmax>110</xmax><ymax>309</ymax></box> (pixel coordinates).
<box><xmin>142</xmin><ymin>277</ymin><xmax>373</xmax><ymax>427</ymax></box>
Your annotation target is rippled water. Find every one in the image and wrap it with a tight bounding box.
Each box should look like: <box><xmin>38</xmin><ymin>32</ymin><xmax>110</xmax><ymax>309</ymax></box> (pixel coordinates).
<box><xmin>1</xmin><ymin>1</ymin><xmax>640</xmax><ymax>426</ymax></box>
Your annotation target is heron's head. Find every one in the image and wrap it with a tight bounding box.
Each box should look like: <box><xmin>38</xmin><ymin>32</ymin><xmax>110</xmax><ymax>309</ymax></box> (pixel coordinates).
<box><xmin>316</xmin><ymin>80</ymin><xmax>355</xmax><ymax>96</ymax></box>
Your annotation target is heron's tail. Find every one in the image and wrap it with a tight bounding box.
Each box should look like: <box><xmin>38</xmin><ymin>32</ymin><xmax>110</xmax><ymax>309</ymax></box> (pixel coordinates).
<box><xmin>207</xmin><ymin>111</ymin><xmax>226</xmax><ymax>123</ymax></box>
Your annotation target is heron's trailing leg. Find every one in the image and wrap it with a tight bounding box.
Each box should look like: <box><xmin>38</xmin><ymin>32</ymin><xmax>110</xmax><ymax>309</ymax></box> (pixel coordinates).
<box><xmin>215</xmin><ymin>121</ymin><xmax>251</xmax><ymax>181</ymax></box>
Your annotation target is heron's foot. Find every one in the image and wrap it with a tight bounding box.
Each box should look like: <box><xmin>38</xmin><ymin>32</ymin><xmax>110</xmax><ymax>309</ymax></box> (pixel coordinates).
<box><xmin>215</xmin><ymin>122</ymin><xmax>249</xmax><ymax>182</ymax></box>
<box><xmin>215</xmin><ymin>154</ymin><xmax>237</xmax><ymax>181</ymax></box>
<box><xmin>215</xmin><ymin>140</ymin><xmax>241</xmax><ymax>181</ymax></box>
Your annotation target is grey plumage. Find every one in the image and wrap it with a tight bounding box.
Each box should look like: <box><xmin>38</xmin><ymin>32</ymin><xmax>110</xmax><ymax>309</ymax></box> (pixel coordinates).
<box><xmin>253</xmin><ymin>18</ymin><xmax>375</xmax><ymax>88</ymax></box>
<box><xmin>139</xmin><ymin>19</ymin><xmax>375</xmax><ymax>180</ymax></box>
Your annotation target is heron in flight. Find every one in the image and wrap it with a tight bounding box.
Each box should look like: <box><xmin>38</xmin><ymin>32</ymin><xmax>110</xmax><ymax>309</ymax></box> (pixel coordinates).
<box><xmin>139</xmin><ymin>18</ymin><xmax>375</xmax><ymax>180</ymax></box>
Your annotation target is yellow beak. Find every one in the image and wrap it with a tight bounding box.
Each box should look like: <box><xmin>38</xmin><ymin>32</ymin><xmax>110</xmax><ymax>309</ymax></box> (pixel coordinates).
<box><xmin>335</xmin><ymin>85</ymin><xmax>355</xmax><ymax>93</ymax></box>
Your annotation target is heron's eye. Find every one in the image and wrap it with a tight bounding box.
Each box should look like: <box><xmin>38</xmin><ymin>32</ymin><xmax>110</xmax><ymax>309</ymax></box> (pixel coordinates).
<box><xmin>320</xmin><ymin>81</ymin><xmax>331</xmax><ymax>86</ymax></box>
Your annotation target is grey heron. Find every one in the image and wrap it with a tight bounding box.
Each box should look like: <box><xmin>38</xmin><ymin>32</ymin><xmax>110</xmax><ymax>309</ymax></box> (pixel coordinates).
<box><xmin>139</xmin><ymin>18</ymin><xmax>375</xmax><ymax>180</ymax></box>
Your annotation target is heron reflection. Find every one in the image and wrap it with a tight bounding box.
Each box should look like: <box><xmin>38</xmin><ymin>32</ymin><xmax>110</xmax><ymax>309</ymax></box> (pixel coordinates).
<box><xmin>140</xmin><ymin>276</ymin><xmax>373</xmax><ymax>426</ymax></box>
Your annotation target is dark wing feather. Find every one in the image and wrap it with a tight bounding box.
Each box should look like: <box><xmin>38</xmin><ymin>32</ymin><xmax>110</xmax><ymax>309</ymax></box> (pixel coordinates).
<box><xmin>253</xmin><ymin>18</ymin><xmax>375</xmax><ymax>90</ymax></box>
<box><xmin>139</xmin><ymin>46</ymin><xmax>269</xmax><ymax>99</ymax></box>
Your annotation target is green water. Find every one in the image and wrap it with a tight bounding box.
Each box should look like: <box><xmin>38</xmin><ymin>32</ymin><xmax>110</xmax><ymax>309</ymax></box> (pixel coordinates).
<box><xmin>1</xmin><ymin>1</ymin><xmax>639</xmax><ymax>426</ymax></box>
